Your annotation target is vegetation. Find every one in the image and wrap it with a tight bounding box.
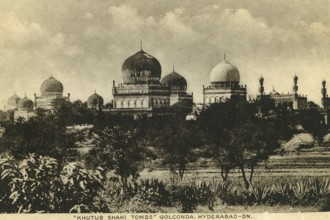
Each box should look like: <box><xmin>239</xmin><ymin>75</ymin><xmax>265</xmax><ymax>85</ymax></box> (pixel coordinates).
<box><xmin>298</xmin><ymin>108</ymin><xmax>327</xmax><ymax>145</ymax></box>
<box><xmin>196</xmin><ymin>98</ymin><xmax>296</xmax><ymax>188</ymax></box>
<box><xmin>0</xmin><ymin>154</ymin><xmax>106</xmax><ymax>213</ymax></box>
<box><xmin>86</xmin><ymin>126</ymin><xmax>148</xmax><ymax>188</ymax></box>
<box><xmin>151</xmin><ymin>118</ymin><xmax>201</xmax><ymax>179</ymax></box>
<box><xmin>0</xmin><ymin>98</ymin><xmax>329</xmax><ymax>213</ymax></box>
<box><xmin>0</xmin><ymin>109</ymin><xmax>79</xmax><ymax>167</ymax></box>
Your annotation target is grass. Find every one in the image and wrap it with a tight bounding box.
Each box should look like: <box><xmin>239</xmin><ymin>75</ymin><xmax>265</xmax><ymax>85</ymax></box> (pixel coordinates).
<box><xmin>195</xmin><ymin>203</ymin><xmax>319</xmax><ymax>213</ymax></box>
<box><xmin>131</xmin><ymin>152</ymin><xmax>330</xmax><ymax>213</ymax></box>
<box><xmin>140</xmin><ymin>151</ymin><xmax>330</xmax><ymax>181</ymax></box>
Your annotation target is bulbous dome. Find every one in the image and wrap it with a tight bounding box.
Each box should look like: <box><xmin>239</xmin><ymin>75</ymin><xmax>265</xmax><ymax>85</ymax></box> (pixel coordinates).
<box><xmin>122</xmin><ymin>50</ymin><xmax>161</xmax><ymax>84</ymax></box>
<box><xmin>210</xmin><ymin>60</ymin><xmax>240</xmax><ymax>83</ymax></box>
<box><xmin>161</xmin><ymin>71</ymin><xmax>187</xmax><ymax>91</ymax></box>
<box><xmin>40</xmin><ymin>76</ymin><xmax>63</xmax><ymax>96</ymax></box>
<box><xmin>18</xmin><ymin>96</ymin><xmax>33</xmax><ymax>110</ymax></box>
<box><xmin>87</xmin><ymin>92</ymin><xmax>104</xmax><ymax>108</ymax></box>
<box><xmin>7</xmin><ymin>93</ymin><xmax>21</xmax><ymax>107</ymax></box>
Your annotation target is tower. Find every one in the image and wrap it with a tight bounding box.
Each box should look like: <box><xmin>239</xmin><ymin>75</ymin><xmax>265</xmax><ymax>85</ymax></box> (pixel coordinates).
<box><xmin>259</xmin><ymin>76</ymin><xmax>264</xmax><ymax>96</ymax></box>
<box><xmin>322</xmin><ymin>80</ymin><xmax>327</xmax><ymax>108</ymax></box>
<box><xmin>293</xmin><ymin>75</ymin><xmax>298</xmax><ymax>96</ymax></box>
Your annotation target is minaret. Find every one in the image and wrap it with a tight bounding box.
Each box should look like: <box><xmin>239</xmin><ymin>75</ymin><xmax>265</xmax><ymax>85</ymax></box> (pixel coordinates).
<box><xmin>322</xmin><ymin>80</ymin><xmax>327</xmax><ymax>108</ymax></box>
<box><xmin>259</xmin><ymin>76</ymin><xmax>264</xmax><ymax>96</ymax></box>
<box><xmin>293</xmin><ymin>75</ymin><xmax>298</xmax><ymax>96</ymax></box>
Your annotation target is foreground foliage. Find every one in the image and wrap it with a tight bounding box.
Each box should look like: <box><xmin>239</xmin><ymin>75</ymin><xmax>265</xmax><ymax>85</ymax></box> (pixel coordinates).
<box><xmin>0</xmin><ymin>154</ymin><xmax>106</xmax><ymax>213</ymax></box>
<box><xmin>1</xmin><ymin>153</ymin><xmax>330</xmax><ymax>213</ymax></box>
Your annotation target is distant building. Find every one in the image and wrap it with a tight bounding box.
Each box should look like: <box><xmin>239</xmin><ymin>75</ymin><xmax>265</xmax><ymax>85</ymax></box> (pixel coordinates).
<box><xmin>4</xmin><ymin>93</ymin><xmax>21</xmax><ymax>111</ymax></box>
<box><xmin>87</xmin><ymin>91</ymin><xmax>104</xmax><ymax>111</ymax></box>
<box><xmin>14</xmin><ymin>95</ymin><xmax>35</xmax><ymax>120</ymax></box>
<box><xmin>3</xmin><ymin>76</ymin><xmax>70</xmax><ymax>121</ymax></box>
<box><xmin>111</xmin><ymin>48</ymin><xmax>193</xmax><ymax>118</ymax></box>
<box><xmin>203</xmin><ymin>55</ymin><xmax>247</xmax><ymax>104</ymax></box>
<box><xmin>258</xmin><ymin>75</ymin><xmax>307</xmax><ymax>110</ymax></box>
<box><xmin>34</xmin><ymin>76</ymin><xmax>70</xmax><ymax>110</ymax></box>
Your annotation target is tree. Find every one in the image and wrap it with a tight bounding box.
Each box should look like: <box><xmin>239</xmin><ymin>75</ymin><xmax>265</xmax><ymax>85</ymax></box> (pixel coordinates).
<box><xmin>197</xmin><ymin>99</ymin><xmax>295</xmax><ymax>188</ymax></box>
<box><xmin>151</xmin><ymin>117</ymin><xmax>200</xmax><ymax>180</ymax></box>
<box><xmin>226</xmin><ymin>118</ymin><xmax>279</xmax><ymax>189</ymax></box>
<box><xmin>53</xmin><ymin>100</ymin><xmax>94</xmax><ymax>126</ymax></box>
<box><xmin>196</xmin><ymin>99</ymin><xmax>256</xmax><ymax>182</ymax></box>
<box><xmin>299</xmin><ymin>108</ymin><xmax>328</xmax><ymax>146</ymax></box>
<box><xmin>0</xmin><ymin>107</ymin><xmax>80</xmax><ymax>168</ymax></box>
<box><xmin>86</xmin><ymin>126</ymin><xmax>147</xmax><ymax>188</ymax></box>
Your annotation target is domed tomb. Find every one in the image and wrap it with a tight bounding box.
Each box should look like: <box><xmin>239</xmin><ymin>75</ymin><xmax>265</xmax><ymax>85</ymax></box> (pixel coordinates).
<box><xmin>7</xmin><ymin>93</ymin><xmax>21</xmax><ymax>108</ymax></box>
<box><xmin>161</xmin><ymin>69</ymin><xmax>187</xmax><ymax>91</ymax></box>
<box><xmin>203</xmin><ymin>55</ymin><xmax>247</xmax><ymax>104</ymax></box>
<box><xmin>40</xmin><ymin>76</ymin><xmax>64</xmax><ymax>97</ymax></box>
<box><xmin>17</xmin><ymin>96</ymin><xmax>34</xmax><ymax>111</ymax></box>
<box><xmin>122</xmin><ymin>50</ymin><xmax>161</xmax><ymax>84</ymax></box>
<box><xmin>210</xmin><ymin>60</ymin><xmax>240</xmax><ymax>84</ymax></box>
<box><xmin>87</xmin><ymin>92</ymin><xmax>104</xmax><ymax>108</ymax></box>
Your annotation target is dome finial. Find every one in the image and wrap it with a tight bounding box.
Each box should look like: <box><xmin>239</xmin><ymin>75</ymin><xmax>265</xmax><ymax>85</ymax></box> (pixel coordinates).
<box><xmin>173</xmin><ymin>65</ymin><xmax>175</xmax><ymax>72</ymax></box>
<box><xmin>140</xmin><ymin>40</ymin><xmax>143</xmax><ymax>51</ymax></box>
<box><xmin>94</xmin><ymin>90</ymin><xmax>96</xmax><ymax>94</ymax></box>
<box><xmin>224</xmin><ymin>52</ymin><xmax>226</xmax><ymax>61</ymax></box>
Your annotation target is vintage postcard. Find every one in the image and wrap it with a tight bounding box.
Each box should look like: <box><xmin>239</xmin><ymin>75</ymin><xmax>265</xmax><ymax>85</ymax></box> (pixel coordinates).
<box><xmin>0</xmin><ymin>0</ymin><xmax>330</xmax><ymax>220</ymax></box>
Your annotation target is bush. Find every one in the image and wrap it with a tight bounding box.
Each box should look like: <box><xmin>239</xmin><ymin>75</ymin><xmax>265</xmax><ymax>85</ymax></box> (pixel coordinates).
<box><xmin>0</xmin><ymin>154</ymin><xmax>107</xmax><ymax>213</ymax></box>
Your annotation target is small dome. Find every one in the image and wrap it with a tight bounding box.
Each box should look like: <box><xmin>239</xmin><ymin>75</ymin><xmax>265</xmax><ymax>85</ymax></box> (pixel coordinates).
<box><xmin>161</xmin><ymin>70</ymin><xmax>187</xmax><ymax>91</ymax></box>
<box><xmin>122</xmin><ymin>50</ymin><xmax>161</xmax><ymax>84</ymax></box>
<box><xmin>40</xmin><ymin>76</ymin><xmax>64</xmax><ymax>96</ymax></box>
<box><xmin>270</xmin><ymin>88</ymin><xmax>280</xmax><ymax>95</ymax></box>
<box><xmin>18</xmin><ymin>96</ymin><xmax>33</xmax><ymax>110</ymax></box>
<box><xmin>87</xmin><ymin>92</ymin><xmax>104</xmax><ymax>108</ymax></box>
<box><xmin>7</xmin><ymin>93</ymin><xmax>21</xmax><ymax>107</ymax></box>
<box><xmin>210</xmin><ymin>60</ymin><xmax>240</xmax><ymax>83</ymax></box>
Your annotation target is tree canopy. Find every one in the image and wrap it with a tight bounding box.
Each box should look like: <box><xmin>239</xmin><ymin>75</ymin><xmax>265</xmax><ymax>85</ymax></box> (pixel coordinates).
<box><xmin>196</xmin><ymin>98</ymin><xmax>297</xmax><ymax>188</ymax></box>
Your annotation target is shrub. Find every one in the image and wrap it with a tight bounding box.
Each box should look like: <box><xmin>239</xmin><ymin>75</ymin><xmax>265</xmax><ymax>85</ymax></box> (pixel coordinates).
<box><xmin>55</xmin><ymin>163</ymin><xmax>106</xmax><ymax>212</ymax></box>
<box><xmin>0</xmin><ymin>154</ymin><xmax>107</xmax><ymax>213</ymax></box>
<box><xmin>249</xmin><ymin>181</ymin><xmax>272</xmax><ymax>205</ymax></box>
<box><xmin>0</xmin><ymin>156</ymin><xmax>19</xmax><ymax>212</ymax></box>
<box><xmin>217</xmin><ymin>181</ymin><xmax>248</xmax><ymax>205</ymax></box>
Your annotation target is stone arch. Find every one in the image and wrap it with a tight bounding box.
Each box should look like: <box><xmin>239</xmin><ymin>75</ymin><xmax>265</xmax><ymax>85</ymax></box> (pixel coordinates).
<box><xmin>139</xmin><ymin>99</ymin><xmax>144</xmax><ymax>108</ymax></box>
<box><xmin>133</xmin><ymin>99</ymin><xmax>137</xmax><ymax>108</ymax></box>
<box><xmin>142</xmin><ymin>99</ymin><xmax>148</xmax><ymax>108</ymax></box>
<box><xmin>123</xmin><ymin>100</ymin><xmax>129</xmax><ymax>108</ymax></box>
<box><xmin>160</xmin><ymin>99</ymin><xmax>164</xmax><ymax>107</ymax></box>
<box><xmin>116</xmin><ymin>99</ymin><xmax>123</xmax><ymax>108</ymax></box>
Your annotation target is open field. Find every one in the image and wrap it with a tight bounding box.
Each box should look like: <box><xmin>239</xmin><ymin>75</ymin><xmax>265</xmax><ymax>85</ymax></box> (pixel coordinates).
<box><xmin>140</xmin><ymin>151</ymin><xmax>330</xmax><ymax>181</ymax></box>
<box><xmin>127</xmin><ymin>151</ymin><xmax>330</xmax><ymax>213</ymax></box>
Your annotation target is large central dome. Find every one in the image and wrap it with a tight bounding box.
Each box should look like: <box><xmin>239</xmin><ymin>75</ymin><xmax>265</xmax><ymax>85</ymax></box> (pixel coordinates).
<box><xmin>122</xmin><ymin>50</ymin><xmax>161</xmax><ymax>84</ymax></box>
<box><xmin>40</xmin><ymin>76</ymin><xmax>64</xmax><ymax>97</ymax></box>
<box><xmin>210</xmin><ymin>60</ymin><xmax>240</xmax><ymax>83</ymax></box>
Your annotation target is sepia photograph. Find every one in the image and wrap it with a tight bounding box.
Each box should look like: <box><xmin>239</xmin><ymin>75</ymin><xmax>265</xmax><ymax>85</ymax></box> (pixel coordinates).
<box><xmin>0</xmin><ymin>0</ymin><xmax>330</xmax><ymax>219</ymax></box>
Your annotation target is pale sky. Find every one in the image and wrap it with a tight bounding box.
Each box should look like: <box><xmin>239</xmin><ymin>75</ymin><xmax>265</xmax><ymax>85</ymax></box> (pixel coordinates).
<box><xmin>0</xmin><ymin>0</ymin><xmax>329</xmax><ymax>107</ymax></box>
